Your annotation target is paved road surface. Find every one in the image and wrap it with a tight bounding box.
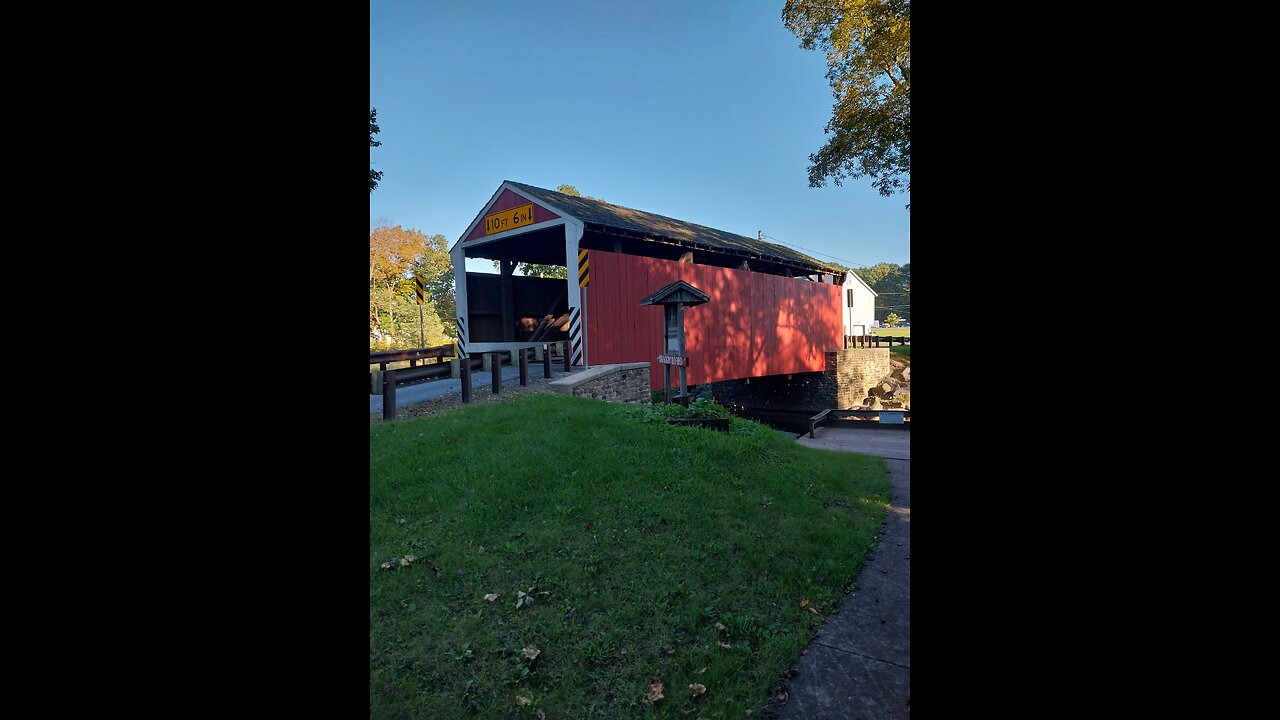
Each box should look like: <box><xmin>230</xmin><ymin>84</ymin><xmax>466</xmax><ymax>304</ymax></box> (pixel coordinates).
<box><xmin>370</xmin><ymin>365</ymin><xmax>526</xmax><ymax>414</ymax></box>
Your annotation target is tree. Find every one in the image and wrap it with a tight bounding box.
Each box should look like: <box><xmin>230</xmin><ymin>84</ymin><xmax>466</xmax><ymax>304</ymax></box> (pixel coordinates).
<box><xmin>853</xmin><ymin>262</ymin><xmax>898</xmax><ymax>288</ymax></box>
<box><xmin>556</xmin><ymin>184</ymin><xmax>603</xmax><ymax>202</ymax></box>
<box><xmin>853</xmin><ymin>262</ymin><xmax>910</xmax><ymax>323</ymax></box>
<box><xmin>783</xmin><ymin>0</ymin><xmax>910</xmax><ymax>203</ymax></box>
<box><xmin>883</xmin><ymin>312</ymin><xmax>900</xmax><ymax>328</ymax></box>
<box><xmin>370</xmin><ymin>225</ymin><xmax>456</xmax><ymax>346</ymax></box>
<box><xmin>412</xmin><ymin>232</ymin><xmax>457</xmax><ymax>336</ymax></box>
<box><xmin>370</xmin><ymin>108</ymin><xmax>383</xmax><ymax>193</ymax></box>
<box><xmin>519</xmin><ymin>264</ymin><xmax>568</xmax><ymax>279</ymax></box>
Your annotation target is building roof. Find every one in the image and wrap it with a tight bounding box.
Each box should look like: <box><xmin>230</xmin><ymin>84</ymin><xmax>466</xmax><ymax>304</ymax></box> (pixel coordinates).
<box><xmin>638</xmin><ymin>280</ymin><xmax>711</xmax><ymax>307</ymax></box>
<box><xmin>841</xmin><ymin>269</ymin><xmax>879</xmax><ymax>296</ymax></box>
<box><xmin>506</xmin><ymin>181</ymin><xmax>843</xmax><ymax>276</ymax></box>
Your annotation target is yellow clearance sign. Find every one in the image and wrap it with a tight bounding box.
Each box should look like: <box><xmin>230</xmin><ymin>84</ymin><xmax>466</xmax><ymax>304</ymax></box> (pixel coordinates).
<box><xmin>484</xmin><ymin>203</ymin><xmax>534</xmax><ymax>236</ymax></box>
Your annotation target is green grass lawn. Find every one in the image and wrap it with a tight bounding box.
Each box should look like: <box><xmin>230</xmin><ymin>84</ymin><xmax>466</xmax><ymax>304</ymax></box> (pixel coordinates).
<box><xmin>871</xmin><ymin>327</ymin><xmax>911</xmax><ymax>337</ymax></box>
<box><xmin>890</xmin><ymin>345</ymin><xmax>910</xmax><ymax>360</ymax></box>
<box><xmin>370</xmin><ymin>394</ymin><xmax>890</xmax><ymax>719</ymax></box>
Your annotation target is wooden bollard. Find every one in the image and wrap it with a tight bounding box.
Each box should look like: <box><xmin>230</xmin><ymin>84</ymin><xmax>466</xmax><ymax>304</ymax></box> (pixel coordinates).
<box><xmin>383</xmin><ymin>369</ymin><xmax>397</xmax><ymax>420</ymax></box>
<box><xmin>460</xmin><ymin>356</ymin><xmax>472</xmax><ymax>403</ymax></box>
<box><xmin>519</xmin><ymin>348</ymin><xmax>529</xmax><ymax>386</ymax></box>
<box><xmin>543</xmin><ymin>344</ymin><xmax>551</xmax><ymax>379</ymax></box>
<box><xmin>491</xmin><ymin>353</ymin><xmax>501</xmax><ymax>393</ymax></box>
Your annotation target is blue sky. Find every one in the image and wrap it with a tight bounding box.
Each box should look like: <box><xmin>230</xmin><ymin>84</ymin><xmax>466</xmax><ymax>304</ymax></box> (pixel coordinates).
<box><xmin>370</xmin><ymin>0</ymin><xmax>909</xmax><ymax>274</ymax></box>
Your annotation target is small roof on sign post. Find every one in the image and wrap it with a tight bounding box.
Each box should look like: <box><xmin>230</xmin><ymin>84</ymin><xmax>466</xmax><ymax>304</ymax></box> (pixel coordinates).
<box><xmin>638</xmin><ymin>280</ymin><xmax>710</xmax><ymax>307</ymax></box>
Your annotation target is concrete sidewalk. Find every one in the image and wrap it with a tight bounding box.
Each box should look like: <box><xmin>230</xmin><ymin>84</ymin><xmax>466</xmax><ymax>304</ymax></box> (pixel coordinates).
<box><xmin>773</xmin><ymin>457</ymin><xmax>910</xmax><ymax>719</ymax></box>
<box><xmin>798</xmin><ymin>427</ymin><xmax>911</xmax><ymax>461</ymax></box>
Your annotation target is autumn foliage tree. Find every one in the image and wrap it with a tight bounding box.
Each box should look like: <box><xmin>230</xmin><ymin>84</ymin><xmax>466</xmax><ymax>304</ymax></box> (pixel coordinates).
<box><xmin>370</xmin><ymin>224</ymin><xmax>455</xmax><ymax>348</ymax></box>
<box><xmin>783</xmin><ymin>0</ymin><xmax>910</xmax><ymax>203</ymax></box>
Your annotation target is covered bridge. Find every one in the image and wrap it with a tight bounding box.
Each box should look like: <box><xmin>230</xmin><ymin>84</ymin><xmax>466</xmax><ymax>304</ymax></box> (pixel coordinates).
<box><xmin>450</xmin><ymin>181</ymin><xmax>848</xmax><ymax>390</ymax></box>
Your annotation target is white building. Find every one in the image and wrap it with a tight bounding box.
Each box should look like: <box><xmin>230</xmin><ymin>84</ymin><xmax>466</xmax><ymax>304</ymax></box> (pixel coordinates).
<box><xmin>839</xmin><ymin>271</ymin><xmax>878</xmax><ymax>337</ymax></box>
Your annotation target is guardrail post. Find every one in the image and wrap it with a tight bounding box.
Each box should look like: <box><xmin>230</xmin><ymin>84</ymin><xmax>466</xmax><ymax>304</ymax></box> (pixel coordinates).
<box><xmin>534</xmin><ymin>344</ymin><xmax>543</xmax><ymax>362</ymax></box>
<box><xmin>383</xmin><ymin>369</ymin><xmax>397</xmax><ymax>420</ymax></box>
<box><xmin>482</xmin><ymin>353</ymin><xmax>492</xmax><ymax>373</ymax></box>
<box><xmin>563</xmin><ymin>340</ymin><xmax>571</xmax><ymax>372</ymax></box>
<box><xmin>491</xmin><ymin>353</ymin><xmax>501</xmax><ymax>393</ymax></box>
<box><xmin>543</xmin><ymin>344</ymin><xmax>552</xmax><ymax>378</ymax></box>
<box><xmin>460</xmin><ymin>357</ymin><xmax>472</xmax><ymax>403</ymax></box>
<box><xmin>450</xmin><ymin>357</ymin><xmax>460</xmax><ymax>379</ymax></box>
<box><xmin>519</xmin><ymin>348</ymin><xmax>529</xmax><ymax>386</ymax></box>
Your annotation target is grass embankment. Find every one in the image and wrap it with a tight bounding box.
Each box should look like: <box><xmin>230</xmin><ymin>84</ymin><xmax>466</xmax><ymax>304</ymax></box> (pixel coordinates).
<box><xmin>890</xmin><ymin>345</ymin><xmax>910</xmax><ymax>361</ymax></box>
<box><xmin>370</xmin><ymin>394</ymin><xmax>890</xmax><ymax>718</ymax></box>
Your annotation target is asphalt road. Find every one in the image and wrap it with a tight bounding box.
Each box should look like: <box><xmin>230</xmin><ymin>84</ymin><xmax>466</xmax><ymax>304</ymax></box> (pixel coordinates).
<box><xmin>370</xmin><ymin>365</ymin><xmax>526</xmax><ymax>414</ymax></box>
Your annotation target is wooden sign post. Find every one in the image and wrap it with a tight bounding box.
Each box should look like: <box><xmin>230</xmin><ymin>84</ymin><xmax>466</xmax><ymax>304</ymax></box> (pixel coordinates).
<box><xmin>639</xmin><ymin>280</ymin><xmax>710</xmax><ymax>406</ymax></box>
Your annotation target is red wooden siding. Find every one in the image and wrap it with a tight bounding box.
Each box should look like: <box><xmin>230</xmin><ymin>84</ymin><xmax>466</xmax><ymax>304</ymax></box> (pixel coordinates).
<box><xmin>465</xmin><ymin>189</ymin><xmax>561</xmax><ymax>242</ymax></box>
<box><xmin>583</xmin><ymin>251</ymin><xmax>842</xmax><ymax>389</ymax></box>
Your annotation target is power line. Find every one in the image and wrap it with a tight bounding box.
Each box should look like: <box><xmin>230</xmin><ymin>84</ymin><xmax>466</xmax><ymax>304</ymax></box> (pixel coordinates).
<box><xmin>760</xmin><ymin>233</ymin><xmax>904</xmax><ymax>270</ymax></box>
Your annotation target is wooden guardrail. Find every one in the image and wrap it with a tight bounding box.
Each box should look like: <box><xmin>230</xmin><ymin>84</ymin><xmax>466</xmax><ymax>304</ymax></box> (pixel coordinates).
<box><xmin>809</xmin><ymin>409</ymin><xmax>831</xmax><ymax>438</ymax></box>
<box><xmin>845</xmin><ymin>334</ymin><xmax>911</xmax><ymax>349</ymax></box>
<box><xmin>374</xmin><ymin>342</ymin><xmax>569</xmax><ymax>421</ymax></box>
<box><xmin>809</xmin><ymin>408</ymin><xmax>911</xmax><ymax>437</ymax></box>
<box><xmin>370</xmin><ymin>343</ymin><xmax>459</xmax><ymax>394</ymax></box>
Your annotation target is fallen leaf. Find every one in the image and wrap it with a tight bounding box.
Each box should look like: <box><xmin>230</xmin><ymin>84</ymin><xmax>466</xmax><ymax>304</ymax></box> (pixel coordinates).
<box><xmin>396</xmin><ymin>518</ymin><xmax>405</xmax><ymax>525</ymax></box>
<box><xmin>679</xmin><ymin>709</ymin><xmax>695</xmax><ymax>716</ymax></box>
<box><xmin>400</xmin><ymin>555</ymin><xmax>416</xmax><ymax>567</ymax></box>
<box><xmin>379</xmin><ymin>559</ymin><xmax>396</xmax><ymax>571</ymax></box>
<box><xmin>696</xmin><ymin>667</ymin><xmax>707</xmax><ymax>674</ymax></box>
<box><xmin>523</xmin><ymin>647</ymin><xmax>541</xmax><ymax>661</ymax></box>
<box><xmin>690</xmin><ymin>683</ymin><xmax>707</xmax><ymax>697</ymax></box>
<box><xmin>647</xmin><ymin>678</ymin><xmax>665</xmax><ymax>703</ymax></box>
<box><xmin>484</xmin><ymin>593</ymin><xmax>499</xmax><ymax>602</ymax></box>
<box><xmin>536</xmin><ymin>710</ymin><xmax>545</xmax><ymax>720</ymax></box>
<box><xmin>719</xmin><ymin>642</ymin><xmax>731</xmax><ymax>650</ymax></box>
<box><xmin>663</xmin><ymin>643</ymin><xmax>675</xmax><ymax>655</ymax></box>
<box><xmin>799</xmin><ymin>599</ymin><xmax>809</xmax><ymax>608</ymax></box>
<box><xmin>776</xmin><ymin>690</ymin><xmax>789</xmax><ymax>704</ymax></box>
<box><xmin>714</xmin><ymin>622</ymin><xmax>726</xmax><ymax>631</ymax></box>
<box><xmin>516</xmin><ymin>694</ymin><xmax>532</xmax><ymax>706</ymax></box>
<box><xmin>478</xmin><ymin>546</ymin><xmax>485</xmax><ymax>554</ymax></box>
<box><xmin>783</xmin><ymin>667</ymin><xmax>800</xmax><ymax>679</ymax></box>
<box><xmin>808</xmin><ymin>607</ymin><xmax>820</xmax><ymax>616</ymax></box>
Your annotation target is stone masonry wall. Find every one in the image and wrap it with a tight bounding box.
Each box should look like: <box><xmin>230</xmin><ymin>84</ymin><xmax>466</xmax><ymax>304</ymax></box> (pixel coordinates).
<box><xmin>709</xmin><ymin>348</ymin><xmax>889</xmax><ymax>412</ymax></box>
<box><xmin>549</xmin><ymin>362</ymin><xmax>652</xmax><ymax>404</ymax></box>
<box><xmin>829</xmin><ymin>348</ymin><xmax>891</xmax><ymax>409</ymax></box>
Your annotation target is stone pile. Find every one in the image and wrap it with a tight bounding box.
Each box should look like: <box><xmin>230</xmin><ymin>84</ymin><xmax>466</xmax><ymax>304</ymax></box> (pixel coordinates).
<box><xmin>860</xmin><ymin>358</ymin><xmax>910</xmax><ymax>410</ymax></box>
